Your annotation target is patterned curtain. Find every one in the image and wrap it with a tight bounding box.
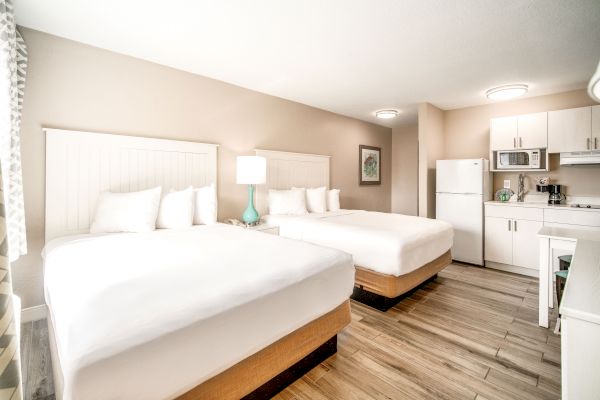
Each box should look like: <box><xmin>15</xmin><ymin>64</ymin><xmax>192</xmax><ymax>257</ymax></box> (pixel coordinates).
<box><xmin>0</xmin><ymin>0</ymin><xmax>27</xmax><ymax>398</ymax></box>
<box><xmin>0</xmin><ymin>166</ymin><xmax>21</xmax><ymax>399</ymax></box>
<box><xmin>0</xmin><ymin>0</ymin><xmax>27</xmax><ymax>261</ymax></box>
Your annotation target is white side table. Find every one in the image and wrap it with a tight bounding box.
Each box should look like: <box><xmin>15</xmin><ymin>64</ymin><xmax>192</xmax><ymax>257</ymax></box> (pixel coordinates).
<box><xmin>226</xmin><ymin>220</ymin><xmax>279</xmax><ymax>235</ymax></box>
<box><xmin>247</xmin><ymin>223</ymin><xmax>279</xmax><ymax>235</ymax></box>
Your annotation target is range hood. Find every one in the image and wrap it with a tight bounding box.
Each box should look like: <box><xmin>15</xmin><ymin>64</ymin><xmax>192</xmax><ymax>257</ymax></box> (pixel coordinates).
<box><xmin>560</xmin><ymin>151</ymin><xmax>600</xmax><ymax>165</ymax></box>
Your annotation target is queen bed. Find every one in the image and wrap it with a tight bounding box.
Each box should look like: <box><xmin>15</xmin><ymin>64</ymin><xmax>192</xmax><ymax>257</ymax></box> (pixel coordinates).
<box><xmin>256</xmin><ymin>149</ymin><xmax>454</xmax><ymax>311</ymax></box>
<box><xmin>43</xmin><ymin>129</ymin><xmax>354</xmax><ymax>400</ymax></box>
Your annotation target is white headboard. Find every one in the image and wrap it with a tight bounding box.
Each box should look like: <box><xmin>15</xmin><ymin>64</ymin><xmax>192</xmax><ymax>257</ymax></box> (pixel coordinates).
<box><xmin>45</xmin><ymin>128</ymin><xmax>218</xmax><ymax>241</ymax></box>
<box><xmin>254</xmin><ymin>149</ymin><xmax>330</xmax><ymax>215</ymax></box>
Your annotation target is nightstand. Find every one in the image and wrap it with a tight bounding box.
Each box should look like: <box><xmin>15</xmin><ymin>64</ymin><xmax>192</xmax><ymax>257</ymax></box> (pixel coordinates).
<box><xmin>248</xmin><ymin>223</ymin><xmax>279</xmax><ymax>235</ymax></box>
<box><xmin>226</xmin><ymin>220</ymin><xmax>279</xmax><ymax>235</ymax></box>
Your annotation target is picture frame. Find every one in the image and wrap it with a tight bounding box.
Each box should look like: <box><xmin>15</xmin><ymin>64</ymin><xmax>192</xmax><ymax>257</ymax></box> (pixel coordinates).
<box><xmin>359</xmin><ymin>145</ymin><xmax>381</xmax><ymax>185</ymax></box>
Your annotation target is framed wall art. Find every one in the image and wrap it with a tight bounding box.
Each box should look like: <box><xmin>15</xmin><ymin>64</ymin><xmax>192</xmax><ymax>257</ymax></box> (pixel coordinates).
<box><xmin>359</xmin><ymin>145</ymin><xmax>381</xmax><ymax>185</ymax></box>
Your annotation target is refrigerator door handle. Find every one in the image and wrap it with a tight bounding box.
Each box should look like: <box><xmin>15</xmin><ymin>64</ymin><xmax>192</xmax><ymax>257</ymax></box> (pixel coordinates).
<box><xmin>514</xmin><ymin>220</ymin><xmax>517</xmax><ymax>231</ymax></box>
<box><xmin>508</xmin><ymin>220</ymin><xmax>511</xmax><ymax>231</ymax></box>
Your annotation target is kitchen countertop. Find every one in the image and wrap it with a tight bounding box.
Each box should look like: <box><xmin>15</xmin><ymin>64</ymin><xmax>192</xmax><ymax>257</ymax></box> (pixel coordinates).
<box><xmin>538</xmin><ymin>226</ymin><xmax>600</xmax><ymax>325</ymax></box>
<box><xmin>486</xmin><ymin>201</ymin><xmax>600</xmax><ymax>212</ymax></box>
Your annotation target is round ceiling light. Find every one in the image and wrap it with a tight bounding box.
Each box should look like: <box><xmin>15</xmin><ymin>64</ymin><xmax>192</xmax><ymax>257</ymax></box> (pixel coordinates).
<box><xmin>375</xmin><ymin>110</ymin><xmax>399</xmax><ymax>119</ymax></box>
<box><xmin>486</xmin><ymin>84</ymin><xmax>528</xmax><ymax>101</ymax></box>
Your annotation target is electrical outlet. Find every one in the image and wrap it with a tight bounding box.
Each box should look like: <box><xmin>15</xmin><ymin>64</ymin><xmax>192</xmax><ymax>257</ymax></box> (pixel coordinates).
<box><xmin>503</xmin><ymin>180</ymin><xmax>511</xmax><ymax>189</ymax></box>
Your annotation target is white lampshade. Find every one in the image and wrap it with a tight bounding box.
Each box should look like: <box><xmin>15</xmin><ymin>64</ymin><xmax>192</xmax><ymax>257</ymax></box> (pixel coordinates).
<box><xmin>589</xmin><ymin>60</ymin><xmax>600</xmax><ymax>102</ymax></box>
<box><xmin>236</xmin><ymin>156</ymin><xmax>266</xmax><ymax>184</ymax></box>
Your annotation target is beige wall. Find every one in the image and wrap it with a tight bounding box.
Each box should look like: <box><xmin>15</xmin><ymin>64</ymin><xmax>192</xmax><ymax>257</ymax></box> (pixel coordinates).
<box><xmin>15</xmin><ymin>28</ymin><xmax>391</xmax><ymax>308</ymax></box>
<box><xmin>444</xmin><ymin>89</ymin><xmax>600</xmax><ymax>196</ymax></box>
<box><xmin>391</xmin><ymin>124</ymin><xmax>418</xmax><ymax>215</ymax></box>
<box><xmin>418</xmin><ymin>103</ymin><xmax>444</xmax><ymax>218</ymax></box>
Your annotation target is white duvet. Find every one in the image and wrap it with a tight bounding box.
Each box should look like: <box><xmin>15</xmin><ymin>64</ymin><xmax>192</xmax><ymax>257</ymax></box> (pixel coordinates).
<box><xmin>264</xmin><ymin>210</ymin><xmax>453</xmax><ymax>276</ymax></box>
<box><xmin>43</xmin><ymin>224</ymin><xmax>354</xmax><ymax>400</ymax></box>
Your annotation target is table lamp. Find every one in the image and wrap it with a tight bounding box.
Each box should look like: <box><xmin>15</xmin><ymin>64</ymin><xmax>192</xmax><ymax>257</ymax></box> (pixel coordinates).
<box><xmin>236</xmin><ymin>156</ymin><xmax>266</xmax><ymax>225</ymax></box>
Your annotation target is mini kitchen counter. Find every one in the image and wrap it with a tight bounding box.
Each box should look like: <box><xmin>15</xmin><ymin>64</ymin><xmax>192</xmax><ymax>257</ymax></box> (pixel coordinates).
<box><xmin>537</xmin><ymin>226</ymin><xmax>600</xmax><ymax>400</ymax></box>
<box><xmin>484</xmin><ymin>200</ymin><xmax>600</xmax><ymax>277</ymax></box>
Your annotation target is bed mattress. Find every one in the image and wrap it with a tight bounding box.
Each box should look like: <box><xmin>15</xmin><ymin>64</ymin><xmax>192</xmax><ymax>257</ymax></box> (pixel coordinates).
<box><xmin>264</xmin><ymin>210</ymin><xmax>453</xmax><ymax>276</ymax></box>
<box><xmin>43</xmin><ymin>224</ymin><xmax>354</xmax><ymax>400</ymax></box>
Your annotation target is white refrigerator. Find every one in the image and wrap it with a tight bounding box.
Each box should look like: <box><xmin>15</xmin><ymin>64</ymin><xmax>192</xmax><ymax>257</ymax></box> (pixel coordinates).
<box><xmin>436</xmin><ymin>159</ymin><xmax>491</xmax><ymax>266</ymax></box>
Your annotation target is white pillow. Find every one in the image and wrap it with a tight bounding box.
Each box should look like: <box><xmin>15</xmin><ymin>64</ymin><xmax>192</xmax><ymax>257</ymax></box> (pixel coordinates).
<box><xmin>268</xmin><ymin>188</ymin><xmax>308</xmax><ymax>215</ymax></box>
<box><xmin>304</xmin><ymin>186</ymin><xmax>327</xmax><ymax>213</ymax></box>
<box><xmin>90</xmin><ymin>187</ymin><xmax>162</xmax><ymax>233</ymax></box>
<box><xmin>193</xmin><ymin>183</ymin><xmax>218</xmax><ymax>225</ymax></box>
<box><xmin>327</xmin><ymin>189</ymin><xmax>341</xmax><ymax>211</ymax></box>
<box><xmin>156</xmin><ymin>187</ymin><xmax>194</xmax><ymax>229</ymax></box>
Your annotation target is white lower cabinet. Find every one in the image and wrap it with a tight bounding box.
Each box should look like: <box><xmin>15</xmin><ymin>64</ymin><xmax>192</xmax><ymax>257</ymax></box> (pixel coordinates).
<box><xmin>484</xmin><ymin>217</ymin><xmax>513</xmax><ymax>265</ymax></box>
<box><xmin>512</xmin><ymin>219</ymin><xmax>544</xmax><ymax>269</ymax></box>
<box><xmin>485</xmin><ymin>204</ymin><xmax>543</xmax><ymax>274</ymax></box>
<box><xmin>485</xmin><ymin>215</ymin><xmax>542</xmax><ymax>271</ymax></box>
<box><xmin>485</xmin><ymin>203</ymin><xmax>600</xmax><ymax>275</ymax></box>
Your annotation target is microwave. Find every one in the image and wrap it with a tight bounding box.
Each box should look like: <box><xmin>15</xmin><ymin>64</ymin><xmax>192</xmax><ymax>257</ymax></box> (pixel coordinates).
<box><xmin>497</xmin><ymin>149</ymin><xmax>541</xmax><ymax>169</ymax></box>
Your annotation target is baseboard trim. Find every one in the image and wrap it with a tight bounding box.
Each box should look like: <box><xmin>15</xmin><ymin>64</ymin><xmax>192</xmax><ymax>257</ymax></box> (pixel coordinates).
<box><xmin>21</xmin><ymin>304</ymin><xmax>48</xmax><ymax>323</ymax></box>
<box><xmin>485</xmin><ymin>262</ymin><xmax>538</xmax><ymax>277</ymax></box>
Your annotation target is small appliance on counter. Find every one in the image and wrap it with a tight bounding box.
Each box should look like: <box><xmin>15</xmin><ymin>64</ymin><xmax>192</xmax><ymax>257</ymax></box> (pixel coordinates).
<box><xmin>547</xmin><ymin>184</ymin><xmax>566</xmax><ymax>205</ymax></box>
<box><xmin>535</xmin><ymin>176</ymin><xmax>549</xmax><ymax>192</ymax></box>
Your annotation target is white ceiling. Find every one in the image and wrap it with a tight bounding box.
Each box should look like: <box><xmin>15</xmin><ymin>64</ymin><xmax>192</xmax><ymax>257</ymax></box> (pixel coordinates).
<box><xmin>14</xmin><ymin>0</ymin><xmax>600</xmax><ymax>128</ymax></box>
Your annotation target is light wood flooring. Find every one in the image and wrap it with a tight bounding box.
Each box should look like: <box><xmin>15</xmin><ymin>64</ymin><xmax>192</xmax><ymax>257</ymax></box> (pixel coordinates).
<box><xmin>20</xmin><ymin>319</ymin><xmax>54</xmax><ymax>400</ymax></box>
<box><xmin>21</xmin><ymin>263</ymin><xmax>560</xmax><ymax>400</ymax></box>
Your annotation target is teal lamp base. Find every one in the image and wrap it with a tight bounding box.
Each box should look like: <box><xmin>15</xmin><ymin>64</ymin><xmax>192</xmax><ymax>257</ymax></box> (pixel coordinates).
<box><xmin>242</xmin><ymin>184</ymin><xmax>260</xmax><ymax>225</ymax></box>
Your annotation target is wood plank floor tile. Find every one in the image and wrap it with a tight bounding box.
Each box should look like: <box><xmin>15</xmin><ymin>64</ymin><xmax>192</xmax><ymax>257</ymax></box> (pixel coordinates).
<box><xmin>433</xmin><ymin>276</ymin><xmax>526</xmax><ymax>305</ymax></box>
<box><xmin>21</xmin><ymin>263</ymin><xmax>562</xmax><ymax>400</ymax></box>
<box><xmin>537</xmin><ymin>375</ymin><xmax>562</xmax><ymax>398</ymax></box>
<box><xmin>485</xmin><ymin>368</ymin><xmax>558</xmax><ymax>400</ymax></box>
<box><xmin>25</xmin><ymin>320</ymin><xmax>54</xmax><ymax>400</ymax></box>
<box><xmin>311</xmin><ymin>368</ymin><xmax>378</xmax><ymax>400</ymax></box>
<box><xmin>542</xmin><ymin>349</ymin><xmax>561</xmax><ymax>367</ymax></box>
<box><xmin>505</xmin><ymin>332</ymin><xmax>560</xmax><ymax>355</ymax></box>
<box><xmin>349</xmin><ymin>350</ymin><xmax>454</xmax><ymax>400</ymax></box>
<box><xmin>281</xmin><ymin>376</ymin><xmax>333</xmax><ymax>400</ymax></box>
<box><xmin>20</xmin><ymin>321</ymin><xmax>32</xmax><ymax>397</ymax></box>
<box><xmin>546</xmin><ymin>333</ymin><xmax>561</xmax><ymax>347</ymax></box>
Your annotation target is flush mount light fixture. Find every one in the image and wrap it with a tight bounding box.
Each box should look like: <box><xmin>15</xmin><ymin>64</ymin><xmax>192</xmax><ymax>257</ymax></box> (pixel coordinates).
<box><xmin>588</xmin><ymin>60</ymin><xmax>600</xmax><ymax>102</ymax></box>
<box><xmin>375</xmin><ymin>110</ymin><xmax>399</xmax><ymax>119</ymax></box>
<box><xmin>486</xmin><ymin>84</ymin><xmax>528</xmax><ymax>101</ymax></box>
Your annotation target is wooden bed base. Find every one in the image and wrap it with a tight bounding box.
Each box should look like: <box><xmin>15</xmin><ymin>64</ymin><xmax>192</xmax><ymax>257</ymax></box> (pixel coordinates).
<box><xmin>352</xmin><ymin>250</ymin><xmax>452</xmax><ymax>311</ymax></box>
<box><xmin>176</xmin><ymin>300</ymin><xmax>351</xmax><ymax>400</ymax></box>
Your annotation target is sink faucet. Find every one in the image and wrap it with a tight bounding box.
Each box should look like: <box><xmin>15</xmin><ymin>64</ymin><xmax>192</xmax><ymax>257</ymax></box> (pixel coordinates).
<box><xmin>517</xmin><ymin>173</ymin><xmax>525</xmax><ymax>202</ymax></box>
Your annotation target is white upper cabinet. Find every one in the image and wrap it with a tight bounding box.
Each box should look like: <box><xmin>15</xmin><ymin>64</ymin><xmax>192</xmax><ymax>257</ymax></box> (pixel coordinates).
<box><xmin>548</xmin><ymin>106</ymin><xmax>592</xmax><ymax>153</ymax></box>
<box><xmin>490</xmin><ymin>112</ymin><xmax>547</xmax><ymax>151</ymax></box>
<box><xmin>517</xmin><ymin>112</ymin><xmax>547</xmax><ymax>149</ymax></box>
<box><xmin>490</xmin><ymin>116</ymin><xmax>518</xmax><ymax>150</ymax></box>
<box><xmin>592</xmin><ymin>105</ymin><xmax>600</xmax><ymax>151</ymax></box>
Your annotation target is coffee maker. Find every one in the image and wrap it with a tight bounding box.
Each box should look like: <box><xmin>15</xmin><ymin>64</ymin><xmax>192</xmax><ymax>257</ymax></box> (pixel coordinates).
<box><xmin>548</xmin><ymin>184</ymin><xmax>565</xmax><ymax>205</ymax></box>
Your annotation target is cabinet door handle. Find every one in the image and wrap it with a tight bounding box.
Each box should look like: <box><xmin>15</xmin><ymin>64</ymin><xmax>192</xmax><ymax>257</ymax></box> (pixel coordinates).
<box><xmin>519</xmin><ymin>137</ymin><xmax>522</xmax><ymax>148</ymax></box>
<box><xmin>508</xmin><ymin>220</ymin><xmax>511</xmax><ymax>231</ymax></box>
<box><xmin>514</xmin><ymin>220</ymin><xmax>517</xmax><ymax>231</ymax></box>
<box><xmin>596</xmin><ymin>137</ymin><xmax>598</xmax><ymax>150</ymax></box>
<box><xmin>588</xmin><ymin>138</ymin><xmax>591</xmax><ymax>150</ymax></box>
<box><xmin>513</xmin><ymin>138</ymin><xmax>516</xmax><ymax>148</ymax></box>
